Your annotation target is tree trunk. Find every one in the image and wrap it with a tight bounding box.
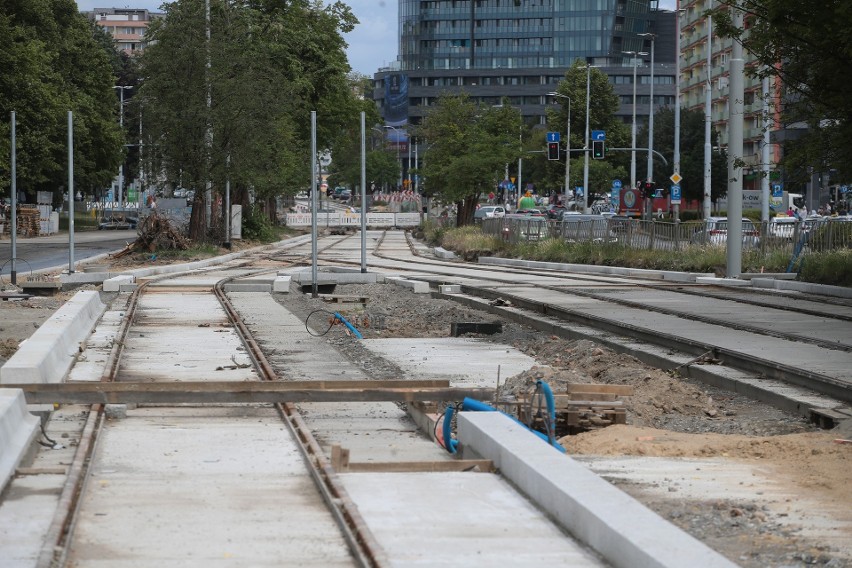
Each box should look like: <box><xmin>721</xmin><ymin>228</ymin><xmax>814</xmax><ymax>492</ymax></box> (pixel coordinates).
<box><xmin>188</xmin><ymin>189</ymin><xmax>207</xmax><ymax>242</ymax></box>
<box><xmin>457</xmin><ymin>194</ymin><xmax>478</xmax><ymax>226</ymax></box>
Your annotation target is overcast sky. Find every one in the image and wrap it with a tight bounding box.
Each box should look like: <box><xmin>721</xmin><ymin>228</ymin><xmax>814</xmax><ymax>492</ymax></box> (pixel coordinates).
<box><xmin>76</xmin><ymin>0</ymin><xmax>676</xmax><ymax>77</ymax></box>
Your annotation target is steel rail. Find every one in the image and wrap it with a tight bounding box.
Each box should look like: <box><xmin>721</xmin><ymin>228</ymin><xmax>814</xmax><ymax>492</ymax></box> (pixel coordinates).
<box><xmin>213</xmin><ymin>256</ymin><xmax>390</xmax><ymax>568</ymax></box>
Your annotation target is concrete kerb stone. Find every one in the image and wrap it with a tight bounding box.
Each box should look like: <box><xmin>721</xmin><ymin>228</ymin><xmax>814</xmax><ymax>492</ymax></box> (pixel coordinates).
<box><xmin>457</xmin><ymin>412</ymin><xmax>737</xmax><ymax>568</ymax></box>
<box><xmin>273</xmin><ymin>275</ymin><xmax>292</xmax><ymax>293</ymax></box>
<box><xmin>0</xmin><ymin>389</ymin><xmax>40</xmax><ymax>493</ymax></box>
<box><xmin>433</xmin><ymin>247</ymin><xmax>456</xmax><ymax>259</ymax></box>
<box><xmin>103</xmin><ymin>274</ymin><xmax>135</xmax><ymax>292</ymax></box>
<box><xmin>695</xmin><ymin>277</ymin><xmax>752</xmax><ymax>287</ymax></box>
<box><xmin>0</xmin><ymin>290</ymin><xmax>106</xmax><ymax>385</ymax></box>
<box><xmin>478</xmin><ymin>257</ymin><xmax>712</xmax><ymax>283</ymax></box>
<box><xmin>773</xmin><ymin>279</ymin><xmax>852</xmax><ymax>299</ymax></box>
<box><xmin>386</xmin><ymin>276</ymin><xmax>430</xmax><ymax>294</ymax></box>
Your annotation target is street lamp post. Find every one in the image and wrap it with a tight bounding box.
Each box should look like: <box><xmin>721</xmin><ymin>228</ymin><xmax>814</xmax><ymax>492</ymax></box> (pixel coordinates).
<box><xmin>583</xmin><ymin>63</ymin><xmax>591</xmax><ymax>213</ymax></box>
<box><xmin>622</xmin><ymin>51</ymin><xmax>648</xmax><ymax>191</ymax></box>
<box><xmin>113</xmin><ymin>85</ymin><xmax>132</xmax><ymax>214</ymax></box>
<box><xmin>383</xmin><ymin>125</ymin><xmax>402</xmax><ymax>188</ymax></box>
<box><xmin>638</xmin><ymin>32</ymin><xmax>656</xmax><ymax>219</ymax></box>
<box><xmin>547</xmin><ymin>92</ymin><xmax>571</xmax><ymax>205</ymax></box>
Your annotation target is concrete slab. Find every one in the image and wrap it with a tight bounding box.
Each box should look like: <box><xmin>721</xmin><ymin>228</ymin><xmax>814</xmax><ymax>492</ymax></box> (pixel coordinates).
<box><xmin>223</xmin><ymin>282</ymin><xmax>272</xmax><ymax>292</ymax></box>
<box><xmin>0</xmin><ymin>291</ymin><xmax>106</xmax><ymax>385</ymax></box>
<box><xmin>360</xmin><ymin>337</ymin><xmax>536</xmax><ymax>388</ymax></box>
<box><xmin>439</xmin><ymin>284</ymin><xmax>461</xmax><ymax>294</ymax></box>
<box><xmin>0</xmin><ymin>389</ymin><xmax>39</xmax><ymax>492</ymax></box>
<box><xmin>457</xmin><ymin>412</ymin><xmax>736</xmax><ymax>568</ymax></box>
<box><xmin>343</xmin><ymin>471</ymin><xmax>606</xmax><ymax>566</ymax></box>
<box><xmin>66</xmin><ymin>407</ymin><xmax>355</xmax><ymax>567</ymax></box>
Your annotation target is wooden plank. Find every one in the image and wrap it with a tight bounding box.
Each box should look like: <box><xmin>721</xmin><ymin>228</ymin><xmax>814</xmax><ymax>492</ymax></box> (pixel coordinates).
<box><xmin>16</xmin><ymin>467</ymin><xmax>68</xmax><ymax>476</ymax></box>
<box><xmin>564</xmin><ymin>393</ymin><xmax>617</xmax><ymax>402</ymax></box>
<box><xmin>566</xmin><ymin>384</ymin><xmax>634</xmax><ymax>396</ymax></box>
<box><xmin>343</xmin><ymin>460</ymin><xmax>494</xmax><ymax>473</ymax></box>
<box><xmin>18</xmin><ymin>381</ymin><xmax>493</xmax><ymax>405</ymax></box>
<box><xmin>319</xmin><ymin>295</ymin><xmax>368</xmax><ymax>304</ymax></box>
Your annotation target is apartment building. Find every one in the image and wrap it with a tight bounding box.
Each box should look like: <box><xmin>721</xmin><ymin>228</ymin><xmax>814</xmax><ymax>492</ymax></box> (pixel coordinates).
<box><xmin>85</xmin><ymin>7</ymin><xmax>162</xmax><ymax>54</ymax></box>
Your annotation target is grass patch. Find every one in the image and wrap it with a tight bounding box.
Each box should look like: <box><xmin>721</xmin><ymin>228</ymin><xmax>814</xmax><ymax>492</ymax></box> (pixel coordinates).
<box><xmin>798</xmin><ymin>249</ymin><xmax>852</xmax><ymax>287</ymax></box>
<box><xmin>430</xmin><ymin>225</ymin><xmax>813</xmax><ymax>280</ymax></box>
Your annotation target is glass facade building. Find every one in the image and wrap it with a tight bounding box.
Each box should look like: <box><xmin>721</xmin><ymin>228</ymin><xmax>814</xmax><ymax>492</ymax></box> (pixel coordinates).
<box><xmin>398</xmin><ymin>0</ymin><xmax>658</xmax><ymax>71</ymax></box>
<box><xmin>374</xmin><ymin>1</ymin><xmax>675</xmax><ymax>130</ymax></box>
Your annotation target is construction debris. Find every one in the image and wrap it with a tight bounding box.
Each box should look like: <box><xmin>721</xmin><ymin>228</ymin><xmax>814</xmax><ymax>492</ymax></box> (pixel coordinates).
<box><xmin>113</xmin><ymin>214</ymin><xmax>189</xmax><ymax>258</ymax></box>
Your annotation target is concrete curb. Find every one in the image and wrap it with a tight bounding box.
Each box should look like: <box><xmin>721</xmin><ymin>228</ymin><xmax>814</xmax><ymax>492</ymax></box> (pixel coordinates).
<box><xmin>0</xmin><ymin>389</ymin><xmax>39</xmax><ymax>492</ymax></box>
<box><xmin>0</xmin><ymin>290</ymin><xmax>106</xmax><ymax>385</ymax></box>
<box><xmin>386</xmin><ymin>276</ymin><xmax>429</xmax><ymax>293</ymax></box>
<box><xmin>458</xmin><ymin>412</ymin><xmax>736</xmax><ymax>568</ymax></box>
<box><xmin>478</xmin><ymin>257</ymin><xmax>713</xmax><ymax>282</ymax></box>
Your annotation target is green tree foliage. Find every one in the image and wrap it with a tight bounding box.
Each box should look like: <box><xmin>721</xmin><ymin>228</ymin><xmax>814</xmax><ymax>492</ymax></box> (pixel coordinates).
<box><xmin>140</xmin><ymin>0</ymin><xmax>361</xmax><ymax>240</ymax></box>
<box><xmin>713</xmin><ymin>1</ymin><xmax>852</xmax><ymax>183</ymax></box>
<box><xmin>637</xmin><ymin>107</ymin><xmax>728</xmax><ymax>204</ymax></box>
<box><xmin>544</xmin><ymin>62</ymin><xmax>629</xmax><ymax>201</ymax></box>
<box><xmin>0</xmin><ymin>0</ymin><xmax>123</xmax><ymax>201</ymax></box>
<box><xmin>417</xmin><ymin>93</ymin><xmax>523</xmax><ymax>225</ymax></box>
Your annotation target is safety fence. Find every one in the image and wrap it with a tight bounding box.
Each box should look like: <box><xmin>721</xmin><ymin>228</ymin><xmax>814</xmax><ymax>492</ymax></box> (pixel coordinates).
<box><xmin>285</xmin><ymin>211</ymin><xmax>421</xmax><ymax>228</ymax></box>
<box><xmin>482</xmin><ymin>216</ymin><xmax>852</xmax><ymax>255</ymax></box>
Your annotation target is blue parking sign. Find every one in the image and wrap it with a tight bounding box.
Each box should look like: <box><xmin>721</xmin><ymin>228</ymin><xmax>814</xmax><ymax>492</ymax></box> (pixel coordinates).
<box><xmin>772</xmin><ymin>183</ymin><xmax>783</xmax><ymax>198</ymax></box>
<box><xmin>670</xmin><ymin>184</ymin><xmax>681</xmax><ymax>203</ymax></box>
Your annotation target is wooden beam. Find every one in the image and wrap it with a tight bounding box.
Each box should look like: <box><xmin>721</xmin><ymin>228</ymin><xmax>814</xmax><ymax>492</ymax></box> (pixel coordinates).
<box><xmin>17</xmin><ymin>380</ymin><xmax>494</xmax><ymax>405</ymax></box>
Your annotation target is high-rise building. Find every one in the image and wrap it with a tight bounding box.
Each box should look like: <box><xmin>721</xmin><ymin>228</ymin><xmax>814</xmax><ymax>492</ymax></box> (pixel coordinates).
<box><xmin>374</xmin><ymin>1</ymin><xmax>676</xmax><ymax>128</ymax></box>
<box><xmin>679</xmin><ymin>0</ymin><xmax>781</xmax><ymax>193</ymax></box>
<box><xmin>84</xmin><ymin>8</ymin><xmax>162</xmax><ymax>54</ymax></box>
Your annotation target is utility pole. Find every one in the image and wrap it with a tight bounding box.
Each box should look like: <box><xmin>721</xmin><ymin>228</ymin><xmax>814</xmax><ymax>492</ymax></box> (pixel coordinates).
<box><xmin>727</xmin><ymin>5</ymin><xmax>745</xmax><ymax>278</ymax></box>
<box><xmin>703</xmin><ymin>3</ymin><xmax>713</xmax><ymax>219</ymax></box>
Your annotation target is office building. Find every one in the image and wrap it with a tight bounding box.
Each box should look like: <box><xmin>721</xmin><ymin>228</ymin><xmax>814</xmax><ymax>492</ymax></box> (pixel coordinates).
<box><xmin>373</xmin><ymin>1</ymin><xmax>677</xmax><ymax>133</ymax></box>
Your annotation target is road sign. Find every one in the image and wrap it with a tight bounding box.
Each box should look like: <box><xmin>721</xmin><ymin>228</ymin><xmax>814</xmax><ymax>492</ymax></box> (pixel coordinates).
<box><xmin>612</xmin><ymin>179</ymin><xmax>622</xmax><ymax>189</ymax></box>
<box><xmin>591</xmin><ymin>130</ymin><xmax>606</xmax><ymax>141</ymax></box>
<box><xmin>841</xmin><ymin>185</ymin><xmax>849</xmax><ymax>194</ymax></box>
<box><xmin>546</xmin><ymin>132</ymin><xmax>561</xmax><ymax>143</ymax></box>
<box><xmin>772</xmin><ymin>183</ymin><xmax>783</xmax><ymax>198</ymax></box>
<box><xmin>670</xmin><ymin>184</ymin><xmax>682</xmax><ymax>204</ymax></box>
<box><xmin>669</xmin><ymin>172</ymin><xmax>682</xmax><ymax>184</ymax></box>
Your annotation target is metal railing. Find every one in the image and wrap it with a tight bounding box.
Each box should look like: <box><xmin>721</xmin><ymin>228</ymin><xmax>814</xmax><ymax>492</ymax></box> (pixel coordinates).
<box><xmin>482</xmin><ymin>216</ymin><xmax>852</xmax><ymax>255</ymax></box>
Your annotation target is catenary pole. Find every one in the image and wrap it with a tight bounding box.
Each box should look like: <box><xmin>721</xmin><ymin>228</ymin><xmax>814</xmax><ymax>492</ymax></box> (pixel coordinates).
<box><xmin>727</xmin><ymin>5</ymin><xmax>745</xmax><ymax>278</ymax></box>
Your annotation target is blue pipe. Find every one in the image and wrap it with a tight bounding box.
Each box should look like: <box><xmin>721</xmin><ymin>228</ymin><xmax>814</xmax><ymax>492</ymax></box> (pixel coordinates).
<box><xmin>442</xmin><ymin>406</ymin><xmax>458</xmax><ymax>454</ymax></box>
<box><xmin>333</xmin><ymin>312</ymin><xmax>363</xmax><ymax>339</ymax></box>
<box><xmin>536</xmin><ymin>380</ymin><xmax>557</xmax><ymax>445</ymax></box>
<box><xmin>461</xmin><ymin>397</ymin><xmax>565</xmax><ymax>453</ymax></box>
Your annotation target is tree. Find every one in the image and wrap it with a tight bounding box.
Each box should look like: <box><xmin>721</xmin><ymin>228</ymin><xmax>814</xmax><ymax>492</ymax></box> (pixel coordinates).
<box><xmin>140</xmin><ymin>0</ymin><xmax>362</xmax><ymax>240</ymax></box>
<box><xmin>545</xmin><ymin>62</ymin><xmax>630</xmax><ymax>202</ymax></box>
<box><xmin>637</xmin><ymin>107</ymin><xmax>728</xmax><ymax>206</ymax></box>
<box><xmin>713</xmin><ymin>1</ymin><xmax>852</xmax><ymax>184</ymax></box>
<box><xmin>417</xmin><ymin>93</ymin><xmax>522</xmax><ymax>225</ymax></box>
<box><xmin>0</xmin><ymin>0</ymin><xmax>123</xmax><ymax>202</ymax></box>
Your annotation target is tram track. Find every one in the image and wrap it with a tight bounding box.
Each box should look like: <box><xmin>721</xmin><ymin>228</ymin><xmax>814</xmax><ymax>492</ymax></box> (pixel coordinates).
<box><xmin>301</xmin><ymin>231</ymin><xmax>852</xmax><ymax>406</ymax></box>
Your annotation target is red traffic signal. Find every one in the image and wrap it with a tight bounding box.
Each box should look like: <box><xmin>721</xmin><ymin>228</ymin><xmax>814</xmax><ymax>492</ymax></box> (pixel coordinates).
<box><xmin>547</xmin><ymin>142</ymin><xmax>560</xmax><ymax>161</ymax></box>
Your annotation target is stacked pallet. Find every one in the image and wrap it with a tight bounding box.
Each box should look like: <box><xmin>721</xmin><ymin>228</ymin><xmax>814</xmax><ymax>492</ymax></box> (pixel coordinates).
<box><xmin>16</xmin><ymin>206</ymin><xmax>41</xmax><ymax>237</ymax></box>
<box><xmin>518</xmin><ymin>383</ymin><xmax>632</xmax><ymax>437</ymax></box>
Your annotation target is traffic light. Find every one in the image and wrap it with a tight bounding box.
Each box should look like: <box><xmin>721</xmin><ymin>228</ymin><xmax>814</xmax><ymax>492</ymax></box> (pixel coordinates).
<box><xmin>547</xmin><ymin>142</ymin><xmax>560</xmax><ymax>161</ymax></box>
<box><xmin>643</xmin><ymin>181</ymin><xmax>654</xmax><ymax>198</ymax></box>
<box><xmin>592</xmin><ymin>140</ymin><xmax>605</xmax><ymax>160</ymax></box>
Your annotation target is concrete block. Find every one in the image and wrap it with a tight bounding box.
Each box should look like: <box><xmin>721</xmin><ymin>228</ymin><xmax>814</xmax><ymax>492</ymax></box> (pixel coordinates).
<box><xmin>105</xmin><ymin>404</ymin><xmax>127</xmax><ymax>419</ymax></box>
<box><xmin>433</xmin><ymin>247</ymin><xmax>456</xmax><ymax>259</ymax></box>
<box><xmin>103</xmin><ymin>274</ymin><xmax>134</xmax><ymax>292</ymax></box>
<box><xmin>0</xmin><ymin>389</ymin><xmax>39</xmax><ymax>492</ymax></box>
<box><xmin>457</xmin><ymin>412</ymin><xmax>736</xmax><ymax>568</ymax></box>
<box><xmin>439</xmin><ymin>284</ymin><xmax>462</xmax><ymax>294</ymax></box>
<box><xmin>773</xmin><ymin>279</ymin><xmax>852</xmax><ymax>299</ymax></box>
<box><xmin>0</xmin><ymin>290</ymin><xmax>106</xmax><ymax>385</ymax></box>
<box><xmin>273</xmin><ymin>275</ymin><xmax>292</xmax><ymax>293</ymax></box>
<box><xmin>738</xmin><ymin>272</ymin><xmax>797</xmax><ymax>281</ymax></box>
<box><xmin>386</xmin><ymin>276</ymin><xmax>429</xmax><ymax>293</ymax></box>
<box><xmin>118</xmin><ymin>283</ymin><xmax>138</xmax><ymax>293</ymax></box>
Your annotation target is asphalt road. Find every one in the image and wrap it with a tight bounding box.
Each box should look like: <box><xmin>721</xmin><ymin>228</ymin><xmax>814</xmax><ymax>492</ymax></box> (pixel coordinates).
<box><xmin>0</xmin><ymin>230</ymin><xmax>135</xmax><ymax>277</ymax></box>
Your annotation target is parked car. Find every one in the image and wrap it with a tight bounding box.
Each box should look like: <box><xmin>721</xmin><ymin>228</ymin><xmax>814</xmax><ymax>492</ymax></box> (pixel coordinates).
<box><xmin>515</xmin><ymin>208</ymin><xmax>545</xmax><ymax>216</ymax></box>
<box><xmin>546</xmin><ymin>204</ymin><xmax>566</xmax><ymax>219</ymax></box>
<box><xmin>690</xmin><ymin>217</ymin><xmax>760</xmax><ymax>247</ymax></box>
<box><xmin>769</xmin><ymin>216</ymin><xmax>799</xmax><ymax>239</ymax></box>
<box><xmin>474</xmin><ymin>205</ymin><xmax>506</xmax><ymax>220</ymax></box>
